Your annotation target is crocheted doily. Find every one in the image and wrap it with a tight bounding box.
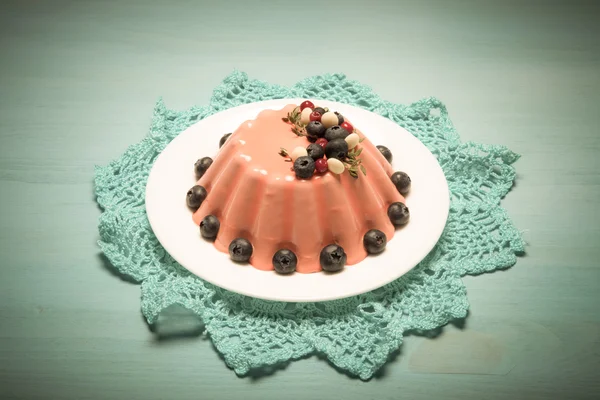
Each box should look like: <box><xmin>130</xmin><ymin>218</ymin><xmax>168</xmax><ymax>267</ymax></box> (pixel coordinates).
<box><xmin>95</xmin><ymin>71</ymin><xmax>524</xmax><ymax>380</ymax></box>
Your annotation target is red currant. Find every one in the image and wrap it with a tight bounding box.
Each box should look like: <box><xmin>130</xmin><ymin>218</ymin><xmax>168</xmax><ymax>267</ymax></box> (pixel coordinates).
<box><xmin>341</xmin><ymin>121</ymin><xmax>354</xmax><ymax>133</ymax></box>
<box><xmin>309</xmin><ymin>111</ymin><xmax>322</xmax><ymax>122</ymax></box>
<box><xmin>300</xmin><ymin>100</ymin><xmax>315</xmax><ymax>111</ymax></box>
<box><xmin>315</xmin><ymin>158</ymin><xmax>328</xmax><ymax>174</ymax></box>
<box><xmin>316</xmin><ymin>138</ymin><xmax>328</xmax><ymax>148</ymax></box>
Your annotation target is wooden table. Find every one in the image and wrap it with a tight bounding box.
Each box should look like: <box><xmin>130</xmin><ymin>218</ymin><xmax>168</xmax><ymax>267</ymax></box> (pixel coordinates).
<box><xmin>1</xmin><ymin>1</ymin><xmax>598</xmax><ymax>399</ymax></box>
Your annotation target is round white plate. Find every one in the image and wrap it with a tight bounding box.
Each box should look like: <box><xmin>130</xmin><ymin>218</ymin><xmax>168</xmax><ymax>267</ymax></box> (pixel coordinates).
<box><xmin>146</xmin><ymin>99</ymin><xmax>449</xmax><ymax>302</ymax></box>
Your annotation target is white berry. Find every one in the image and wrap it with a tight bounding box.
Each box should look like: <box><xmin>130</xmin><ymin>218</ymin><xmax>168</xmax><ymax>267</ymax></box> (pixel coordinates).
<box><xmin>300</xmin><ymin>108</ymin><xmax>312</xmax><ymax>125</ymax></box>
<box><xmin>327</xmin><ymin>158</ymin><xmax>345</xmax><ymax>174</ymax></box>
<box><xmin>321</xmin><ymin>111</ymin><xmax>338</xmax><ymax>128</ymax></box>
<box><xmin>345</xmin><ymin>133</ymin><xmax>360</xmax><ymax>149</ymax></box>
<box><xmin>290</xmin><ymin>146</ymin><xmax>308</xmax><ymax>161</ymax></box>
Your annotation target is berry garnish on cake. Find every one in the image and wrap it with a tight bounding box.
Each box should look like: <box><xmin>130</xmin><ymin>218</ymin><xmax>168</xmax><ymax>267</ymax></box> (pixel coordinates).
<box><xmin>281</xmin><ymin>103</ymin><xmax>369</xmax><ymax>178</ymax></box>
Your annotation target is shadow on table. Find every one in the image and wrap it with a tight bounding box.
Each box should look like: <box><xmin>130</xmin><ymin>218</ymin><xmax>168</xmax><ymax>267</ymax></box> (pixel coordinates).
<box><xmin>148</xmin><ymin>304</ymin><xmax>207</xmax><ymax>341</ymax></box>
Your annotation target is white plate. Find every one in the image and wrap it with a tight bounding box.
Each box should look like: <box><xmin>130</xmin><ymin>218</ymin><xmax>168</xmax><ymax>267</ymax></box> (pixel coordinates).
<box><xmin>145</xmin><ymin>99</ymin><xmax>449</xmax><ymax>302</ymax></box>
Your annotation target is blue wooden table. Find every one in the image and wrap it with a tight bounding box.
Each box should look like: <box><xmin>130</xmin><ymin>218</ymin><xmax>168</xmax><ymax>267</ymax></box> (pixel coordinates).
<box><xmin>1</xmin><ymin>1</ymin><xmax>599</xmax><ymax>399</ymax></box>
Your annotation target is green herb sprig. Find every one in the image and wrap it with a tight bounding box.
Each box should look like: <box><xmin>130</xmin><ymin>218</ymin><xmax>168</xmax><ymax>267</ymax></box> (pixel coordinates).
<box><xmin>278</xmin><ymin>147</ymin><xmax>293</xmax><ymax>162</ymax></box>
<box><xmin>344</xmin><ymin>139</ymin><xmax>367</xmax><ymax>178</ymax></box>
<box><xmin>282</xmin><ymin>107</ymin><xmax>308</xmax><ymax>138</ymax></box>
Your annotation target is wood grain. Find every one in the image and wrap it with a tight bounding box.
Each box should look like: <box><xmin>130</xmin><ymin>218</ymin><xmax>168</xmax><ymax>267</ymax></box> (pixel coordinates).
<box><xmin>1</xmin><ymin>0</ymin><xmax>599</xmax><ymax>399</ymax></box>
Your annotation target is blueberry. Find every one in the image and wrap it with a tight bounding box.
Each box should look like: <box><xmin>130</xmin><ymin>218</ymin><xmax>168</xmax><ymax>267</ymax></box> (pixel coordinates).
<box><xmin>324</xmin><ymin>138</ymin><xmax>348</xmax><ymax>160</ymax></box>
<box><xmin>324</xmin><ymin>125</ymin><xmax>349</xmax><ymax>141</ymax></box>
<box><xmin>334</xmin><ymin>111</ymin><xmax>344</xmax><ymax>124</ymax></box>
<box><xmin>320</xmin><ymin>244</ymin><xmax>347</xmax><ymax>272</ymax></box>
<box><xmin>391</xmin><ymin>171</ymin><xmax>411</xmax><ymax>195</ymax></box>
<box><xmin>219</xmin><ymin>133</ymin><xmax>232</xmax><ymax>148</ymax></box>
<box><xmin>363</xmin><ymin>229</ymin><xmax>387</xmax><ymax>254</ymax></box>
<box><xmin>194</xmin><ymin>157</ymin><xmax>213</xmax><ymax>179</ymax></box>
<box><xmin>293</xmin><ymin>156</ymin><xmax>316</xmax><ymax>179</ymax></box>
<box><xmin>229</xmin><ymin>238</ymin><xmax>253</xmax><ymax>262</ymax></box>
<box><xmin>272</xmin><ymin>249</ymin><xmax>297</xmax><ymax>274</ymax></box>
<box><xmin>199</xmin><ymin>215</ymin><xmax>220</xmax><ymax>239</ymax></box>
<box><xmin>306</xmin><ymin>143</ymin><xmax>325</xmax><ymax>160</ymax></box>
<box><xmin>306</xmin><ymin>121</ymin><xmax>327</xmax><ymax>138</ymax></box>
<box><xmin>307</xmin><ymin>134</ymin><xmax>318</xmax><ymax>143</ymax></box>
<box><xmin>313</xmin><ymin>107</ymin><xmax>326</xmax><ymax>115</ymax></box>
<box><xmin>376</xmin><ymin>145</ymin><xmax>393</xmax><ymax>164</ymax></box>
<box><xmin>388</xmin><ymin>202</ymin><xmax>410</xmax><ymax>226</ymax></box>
<box><xmin>186</xmin><ymin>185</ymin><xmax>207</xmax><ymax>210</ymax></box>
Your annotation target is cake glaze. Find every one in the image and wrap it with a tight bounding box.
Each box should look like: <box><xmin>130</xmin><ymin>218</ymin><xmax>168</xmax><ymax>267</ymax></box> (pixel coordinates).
<box><xmin>193</xmin><ymin>104</ymin><xmax>405</xmax><ymax>273</ymax></box>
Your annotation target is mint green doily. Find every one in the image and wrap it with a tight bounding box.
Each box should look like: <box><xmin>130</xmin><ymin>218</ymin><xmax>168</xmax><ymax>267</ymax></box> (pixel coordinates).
<box><xmin>94</xmin><ymin>71</ymin><xmax>524</xmax><ymax>380</ymax></box>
